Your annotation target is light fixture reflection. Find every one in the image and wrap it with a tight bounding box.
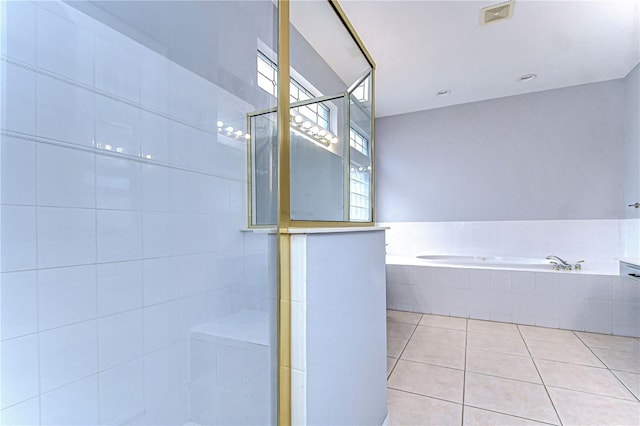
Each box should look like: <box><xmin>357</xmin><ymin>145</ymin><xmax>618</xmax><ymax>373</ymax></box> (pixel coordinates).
<box><xmin>290</xmin><ymin>112</ymin><xmax>338</xmax><ymax>147</ymax></box>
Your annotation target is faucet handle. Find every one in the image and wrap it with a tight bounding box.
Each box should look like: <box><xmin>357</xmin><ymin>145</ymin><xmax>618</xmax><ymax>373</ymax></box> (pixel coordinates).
<box><xmin>574</xmin><ymin>260</ymin><xmax>584</xmax><ymax>270</ymax></box>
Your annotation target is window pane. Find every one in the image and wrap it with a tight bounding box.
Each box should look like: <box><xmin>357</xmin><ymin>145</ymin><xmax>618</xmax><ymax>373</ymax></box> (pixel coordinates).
<box><xmin>257</xmin><ymin>73</ymin><xmax>275</xmax><ymax>96</ymax></box>
<box><xmin>258</xmin><ymin>57</ymin><xmax>274</xmax><ymax>79</ymax></box>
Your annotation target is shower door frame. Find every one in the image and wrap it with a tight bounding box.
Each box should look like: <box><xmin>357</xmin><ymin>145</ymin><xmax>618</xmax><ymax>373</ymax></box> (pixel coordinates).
<box><xmin>273</xmin><ymin>1</ymin><xmax>377</xmax><ymax>424</ymax></box>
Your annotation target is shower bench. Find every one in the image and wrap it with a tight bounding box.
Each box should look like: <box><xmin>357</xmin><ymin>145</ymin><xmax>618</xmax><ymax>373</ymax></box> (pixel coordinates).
<box><xmin>188</xmin><ymin>310</ymin><xmax>273</xmax><ymax>425</ymax></box>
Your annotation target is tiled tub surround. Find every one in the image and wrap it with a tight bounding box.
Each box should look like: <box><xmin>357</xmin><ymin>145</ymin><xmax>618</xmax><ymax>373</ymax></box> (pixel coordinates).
<box><xmin>386</xmin><ymin>260</ymin><xmax>640</xmax><ymax>338</ymax></box>
<box><xmin>383</xmin><ymin>218</ymin><xmax>640</xmax><ymax>337</ymax></box>
<box><xmin>0</xmin><ymin>1</ymin><xmax>276</xmax><ymax>425</ymax></box>
<box><xmin>386</xmin><ymin>310</ymin><xmax>640</xmax><ymax>425</ymax></box>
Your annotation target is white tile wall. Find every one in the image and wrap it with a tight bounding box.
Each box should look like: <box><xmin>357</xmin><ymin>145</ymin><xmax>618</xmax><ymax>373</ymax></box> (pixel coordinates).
<box><xmin>1</xmin><ymin>137</ymin><xmax>36</xmax><ymax>206</ymax></box>
<box><xmin>36</xmin><ymin>143</ymin><xmax>95</xmax><ymax>208</ymax></box>
<box><xmin>1</xmin><ymin>63</ymin><xmax>36</xmax><ymax>135</ymax></box>
<box><xmin>40</xmin><ymin>376</ymin><xmax>99</xmax><ymax>426</ymax></box>
<box><xmin>97</xmin><ymin>261</ymin><xmax>143</xmax><ymax>316</ymax></box>
<box><xmin>36</xmin><ymin>75</ymin><xmax>95</xmax><ymax>147</ymax></box>
<box><xmin>96</xmin><ymin>210</ymin><xmax>143</xmax><ymax>262</ymax></box>
<box><xmin>3</xmin><ymin>0</ymin><xmax>37</xmax><ymax>64</ymax></box>
<box><xmin>98</xmin><ymin>310</ymin><xmax>144</xmax><ymax>370</ymax></box>
<box><xmin>39</xmin><ymin>320</ymin><xmax>98</xmax><ymax>393</ymax></box>
<box><xmin>140</xmin><ymin>111</ymin><xmax>170</xmax><ymax>164</ymax></box>
<box><xmin>36</xmin><ymin>4</ymin><xmax>95</xmax><ymax>85</ymax></box>
<box><xmin>0</xmin><ymin>271</ymin><xmax>38</xmax><ymax>340</ymax></box>
<box><xmin>0</xmin><ymin>397</ymin><xmax>40</xmax><ymax>426</ymax></box>
<box><xmin>98</xmin><ymin>359</ymin><xmax>144</xmax><ymax>425</ymax></box>
<box><xmin>37</xmin><ymin>207</ymin><xmax>96</xmax><ymax>268</ymax></box>
<box><xmin>143</xmin><ymin>342</ymin><xmax>186</xmax><ymax>404</ymax></box>
<box><xmin>1</xmin><ymin>205</ymin><xmax>37</xmax><ymax>272</ymax></box>
<box><xmin>94</xmin><ymin>28</ymin><xmax>142</xmax><ymax>103</ymax></box>
<box><xmin>96</xmin><ymin>156</ymin><xmax>142</xmax><ymax>210</ymax></box>
<box><xmin>38</xmin><ymin>265</ymin><xmax>96</xmax><ymax>330</ymax></box>
<box><xmin>1</xmin><ymin>335</ymin><xmax>39</xmax><ymax>409</ymax></box>
<box><xmin>1</xmin><ymin>1</ymin><xmax>276</xmax><ymax>424</ymax></box>
<box><xmin>95</xmin><ymin>95</ymin><xmax>141</xmax><ymax>156</ymax></box>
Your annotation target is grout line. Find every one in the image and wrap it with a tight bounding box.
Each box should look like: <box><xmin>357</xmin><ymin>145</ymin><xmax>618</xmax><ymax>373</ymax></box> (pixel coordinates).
<box><xmin>33</xmin><ymin>75</ymin><xmax>44</xmax><ymax>422</ymax></box>
<box><xmin>395</xmin><ymin>356</ymin><xmax>466</xmax><ymax>372</ymax></box>
<box><xmin>461</xmin><ymin>317</ymin><xmax>468</xmax><ymax>426</ymax></box>
<box><xmin>573</xmin><ymin>331</ymin><xmax>640</xmax><ymax>403</ymax></box>
<box><xmin>93</xmin><ymin>135</ymin><xmax>101</xmax><ymax>424</ymax></box>
<box><xmin>386</xmin><ymin>313</ymin><xmax>422</xmax><ymax>379</ymax></box>
<box><xmin>544</xmin><ymin>383</ymin><xmax>640</xmax><ymax>404</ymax></box>
<box><xmin>0</xmin><ymin>251</ymin><xmax>237</xmax><ymax>275</ymax></box>
<box><xmin>1</xmin><ymin>130</ymin><xmax>247</xmax><ymax>184</ymax></box>
<box><xmin>517</xmin><ymin>324</ymin><xmax>564</xmax><ymax>426</ymax></box>
<box><xmin>463</xmin><ymin>404</ymin><xmax>561</xmax><ymax>426</ymax></box>
<box><xmin>386</xmin><ymin>386</ymin><xmax>462</xmax><ymax>407</ymax></box>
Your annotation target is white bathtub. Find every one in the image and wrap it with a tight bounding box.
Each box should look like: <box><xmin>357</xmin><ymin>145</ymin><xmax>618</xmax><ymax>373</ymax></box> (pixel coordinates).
<box><xmin>386</xmin><ymin>255</ymin><xmax>639</xmax><ymax>337</ymax></box>
<box><xmin>417</xmin><ymin>255</ymin><xmax>553</xmax><ymax>271</ymax></box>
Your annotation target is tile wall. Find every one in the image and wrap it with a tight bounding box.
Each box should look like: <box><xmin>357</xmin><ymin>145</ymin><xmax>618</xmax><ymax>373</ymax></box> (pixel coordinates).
<box><xmin>0</xmin><ymin>1</ymin><xmax>274</xmax><ymax>424</ymax></box>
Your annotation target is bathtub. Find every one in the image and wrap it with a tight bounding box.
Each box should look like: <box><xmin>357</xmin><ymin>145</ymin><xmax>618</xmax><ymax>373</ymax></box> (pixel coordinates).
<box><xmin>416</xmin><ymin>255</ymin><xmax>554</xmax><ymax>271</ymax></box>
<box><xmin>386</xmin><ymin>255</ymin><xmax>639</xmax><ymax>337</ymax></box>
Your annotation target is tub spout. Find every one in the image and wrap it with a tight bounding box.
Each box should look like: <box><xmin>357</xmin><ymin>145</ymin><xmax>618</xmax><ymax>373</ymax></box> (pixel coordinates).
<box><xmin>545</xmin><ymin>255</ymin><xmax>571</xmax><ymax>270</ymax></box>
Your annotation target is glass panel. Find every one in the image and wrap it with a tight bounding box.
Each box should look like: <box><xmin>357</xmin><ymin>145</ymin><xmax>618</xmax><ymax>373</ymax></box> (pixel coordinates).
<box><xmin>290</xmin><ymin>0</ymin><xmax>371</xmax><ymax>94</ymax></box>
<box><xmin>251</xmin><ymin>112</ymin><xmax>278</xmax><ymax>226</ymax></box>
<box><xmin>290</xmin><ymin>97</ymin><xmax>346</xmax><ymax>221</ymax></box>
<box><xmin>0</xmin><ymin>0</ymin><xmax>278</xmax><ymax>424</ymax></box>
<box><xmin>348</xmin><ymin>73</ymin><xmax>373</xmax><ymax>222</ymax></box>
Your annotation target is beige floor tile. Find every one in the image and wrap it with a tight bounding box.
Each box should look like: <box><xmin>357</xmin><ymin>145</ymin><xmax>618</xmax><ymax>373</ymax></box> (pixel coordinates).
<box><xmin>466</xmin><ymin>349</ymin><xmax>541</xmax><ymax>383</ymax></box>
<box><xmin>535</xmin><ymin>359</ymin><xmax>636</xmax><ymax>401</ymax></box>
<box><xmin>387</xmin><ymin>309</ymin><xmax>422</xmax><ymax>325</ymax></box>
<box><xmin>519</xmin><ymin>325</ymin><xmax>579</xmax><ymax>344</ymax></box>
<box><xmin>547</xmin><ymin>386</ymin><xmax>640</xmax><ymax>426</ymax></box>
<box><xmin>388</xmin><ymin>389</ymin><xmax>462</xmax><ymax>426</ymax></box>
<box><xmin>526</xmin><ymin>338</ymin><xmax>605</xmax><ymax>367</ymax></box>
<box><xmin>420</xmin><ymin>314</ymin><xmax>467</xmax><ymax>331</ymax></box>
<box><xmin>411</xmin><ymin>325</ymin><xmax>466</xmax><ymax>347</ymax></box>
<box><xmin>613</xmin><ymin>370</ymin><xmax>640</xmax><ymax>400</ymax></box>
<box><xmin>401</xmin><ymin>338</ymin><xmax>466</xmax><ymax>370</ymax></box>
<box><xmin>464</xmin><ymin>372</ymin><xmax>560</xmax><ymax>425</ymax></box>
<box><xmin>387</xmin><ymin>357</ymin><xmax>398</xmax><ymax>377</ymax></box>
<box><xmin>388</xmin><ymin>336</ymin><xmax>409</xmax><ymax>359</ymax></box>
<box><xmin>387</xmin><ymin>321</ymin><xmax>416</xmax><ymax>340</ymax></box>
<box><xmin>467</xmin><ymin>330</ymin><xmax>530</xmax><ymax>356</ymax></box>
<box><xmin>576</xmin><ymin>331</ymin><xmax>640</xmax><ymax>353</ymax></box>
<box><xmin>468</xmin><ymin>319</ymin><xmax>520</xmax><ymax>337</ymax></box>
<box><xmin>463</xmin><ymin>406</ymin><xmax>554</xmax><ymax>425</ymax></box>
<box><xmin>388</xmin><ymin>360</ymin><xmax>464</xmax><ymax>403</ymax></box>
<box><xmin>592</xmin><ymin>347</ymin><xmax>640</xmax><ymax>374</ymax></box>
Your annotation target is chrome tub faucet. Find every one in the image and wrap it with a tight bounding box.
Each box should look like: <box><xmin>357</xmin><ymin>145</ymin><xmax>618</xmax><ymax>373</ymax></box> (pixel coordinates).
<box><xmin>545</xmin><ymin>255</ymin><xmax>572</xmax><ymax>271</ymax></box>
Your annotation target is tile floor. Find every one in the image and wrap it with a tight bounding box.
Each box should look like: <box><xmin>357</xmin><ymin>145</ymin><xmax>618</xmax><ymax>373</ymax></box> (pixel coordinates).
<box><xmin>386</xmin><ymin>310</ymin><xmax>640</xmax><ymax>426</ymax></box>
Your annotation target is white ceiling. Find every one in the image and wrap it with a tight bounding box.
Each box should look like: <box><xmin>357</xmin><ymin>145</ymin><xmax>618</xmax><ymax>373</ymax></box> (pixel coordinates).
<box><xmin>340</xmin><ymin>0</ymin><xmax>640</xmax><ymax>117</ymax></box>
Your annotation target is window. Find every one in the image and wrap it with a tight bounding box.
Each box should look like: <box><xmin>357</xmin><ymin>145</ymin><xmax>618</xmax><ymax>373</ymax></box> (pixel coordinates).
<box><xmin>351</xmin><ymin>77</ymin><xmax>370</xmax><ymax>103</ymax></box>
<box><xmin>350</xmin><ymin>165</ymin><xmax>370</xmax><ymax>221</ymax></box>
<box><xmin>257</xmin><ymin>51</ymin><xmax>277</xmax><ymax>96</ymax></box>
<box><xmin>257</xmin><ymin>51</ymin><xmax>330</xmax><ymax>130</ymax></box>
<box><xmin>349</xmin><ymin>128</ymin><xmax>368</xmax><ymax>156</ymax></box>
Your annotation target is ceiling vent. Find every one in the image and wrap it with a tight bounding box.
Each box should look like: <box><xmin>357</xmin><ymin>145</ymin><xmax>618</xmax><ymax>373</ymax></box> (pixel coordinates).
<box><xmin>481</xmin><ymin>1</ymin><xmax>514</xmax><ymax>25</ymax></box>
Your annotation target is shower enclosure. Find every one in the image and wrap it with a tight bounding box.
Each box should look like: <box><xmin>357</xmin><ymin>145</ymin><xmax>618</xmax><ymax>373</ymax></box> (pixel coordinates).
<box><xmin>1</xmin><ymin>1</ymin><xmax>278</xmax><ymax>424</ymax></box>
<box><xmin>1</xmin><ymin>0</ymin><xmax>376</xmax><ymax>424</ymax></box>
